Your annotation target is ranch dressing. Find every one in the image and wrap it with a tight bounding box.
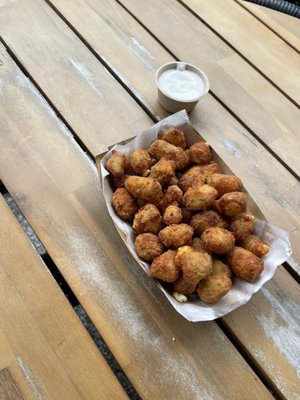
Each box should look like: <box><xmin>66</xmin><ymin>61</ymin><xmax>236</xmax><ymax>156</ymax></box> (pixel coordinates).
<box><xmin>158</xmin><ymin>62</ymin><xmax>205</xmax><ymax>102</ymax></box>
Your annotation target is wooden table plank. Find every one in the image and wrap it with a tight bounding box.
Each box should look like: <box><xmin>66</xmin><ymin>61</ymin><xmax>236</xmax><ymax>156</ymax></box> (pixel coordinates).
<box><xmin>0</xmin><ymin>44</ymin><xmax>274</xmax><ymax>400</ymax></box>
<box><xmin>181</xmin><ymin>0</ymin><xmax>300</xmax><ymax>104</ymax></box>
<box><xmin>236</xmin><ymin>0</ymin><xmax>300</xmax><ymax>52</ymax></box>
<box><xmin>0</xmin><ymin>195</ymin><xmax>128</xmax><ymax>400</ymax></box>
<box><xmin>0</xmin><ymin>0</ymin><xmax>148</xmax><ymax>156</ymax></box>
<box><xmin>34</xmin><ymin>0</ymin><xmax>300</xmax><ymax>272</ymax></box>
<box><xmin>117</xmin><ymin>0</ymin><xmax>300</xmax><ymax>177</ymax></box>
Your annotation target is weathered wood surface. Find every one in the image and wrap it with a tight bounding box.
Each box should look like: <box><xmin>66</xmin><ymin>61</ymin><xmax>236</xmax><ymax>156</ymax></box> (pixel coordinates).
<box><xmin>0</xmin><ymin>44</ymin><xmax>275</xmax><ymax>400</ymax></box>
<box><xmin>0</xmin><ymin>195</ymin><xmax>127</xmax><ymax>400</ymax></box>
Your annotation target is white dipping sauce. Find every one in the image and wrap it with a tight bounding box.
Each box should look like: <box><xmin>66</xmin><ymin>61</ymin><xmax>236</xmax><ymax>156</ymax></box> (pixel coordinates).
<box><xmin>158</xmin><ymin>68</ymin><xmax>205</xmax><ymax>102</ymax></box>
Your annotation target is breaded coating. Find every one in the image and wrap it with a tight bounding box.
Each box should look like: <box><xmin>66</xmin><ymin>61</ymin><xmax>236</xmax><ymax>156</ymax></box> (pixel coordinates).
<box><xmin>105</xmin><ymin>151</ymin><xmax>130</xmax><ymax>177</ymax></box>
<box><xmin>197</xmin><ymin>275</ymin><xmax>232</xmax><ymax>304</ymax></box>
<box><xmin>163</xmin><ymin>204</ymin><xmax>182</xmax><ymax>225</ymax></box>
<box><xmin>112</xmin><ymin>188</ymin><xmax>138</xmax><ymax>221</ymax></box>
<box><xmin>135</xmin><ymin>233</ymin><xmax>164</xmax><ymax>261</ymax></box>
<box><xmin>124</xmin><ymin>176</ymin><xmax>163</xmax><ymax>203</ymax></box>
<box><xmin>227</xmin><ymin>246</ymin><xmax>264</xmax><ymax>282</ymax></box>
<box><xmin>240</xmin><ymin>234</ymin><xmax>269</xmax><ymax>257</ymax></box>
<box><xmin>149</xmin><ymin>158</ymin><xmax>175</xmax><ymax>185</ymax></box>
<box><xmin>173</xmin><ymin>276</ymin><xmax>197</xmax><ymax>295</ymax></box>
<box><xmin>179</xmin><ymin>163</ymin><xmax>219</xmax><ymax>192</ymax></box>
<box><xmin>130</xmin><ymin>149</ymin><xmax>152</xmax><ymax>176</ymax></box>
<box><xmin>150</xmin><ymin>250</ymin><xmax>179</xmax><ymax>282</ymax></box>
<box><xmin>201</xmin><ymin>227</ymin><xmax>235</xmax><ymax>254</ymax></box>
<box><xmin>149</xmin><ymin>139</ymin><xmax>188</xmax><ymax>169</ymax></box>
<box><xmin>230</xmin><ymin>213</ymin><xmax>255</xmax><ymax>241</ymax></box>
<box><xmin>190</xmin><ymin>141</ymin><xmax>212</xmax><ymax>165</ymax></box>
<box><xmin>207</xmin><ymin>174</ymin><xmax>243</xmax><ymax>196</ymax></box>
<box><xmin>215</xmin><ymin>192</ymin><xmax>247</xmax><ymax>217</ymax></box>
<box><xmin>182</xmin><ymin>251</ymin><xmax>213</xmax><ymax>286</ymax></box>
<box><xmin>183</xmin><ymin>184</ymin><xmax>218</xmax><ymax>211</ymax></box>
<box><xmin>160</xmin><ymin>185</ymin><xmax>183</xmax><ymax>210</ymax></box>
<box><xmin>192</xmin><ymin>237</ymin><xmax>207</xmax><ymax>253</ymax></box>
<box><xmin>133</xmin><ymin>204</ymin><xmax>162</xmax><ymax>234</ymax></box>
<box><xmin>159</xmin><ymin>224</ymin><xmax>194</xmax><ymax>249</ymax></box>
<box><xmin>211</xmin><ymin>259</ymin><xmax>232</xmax><ymax>278</ymax></box>
<box><xmin>174</xmin><ymin>246</ymin><xmax>195</xmax><ymax>267</ymax></box>
<box><xmin>162</xmin><ymin>127</ymin><xmax>186</xmax><ymax>149</ymax></box>
<box><xmin>168</xmin><ymin>175</ymin><xmax>179</xmax><ymax>186</ymax></box>
<box><xmin>113</xmin><ymin>174</ymin><xmax>128</xmax><ymax>189</ymax></box>
<box><xmin>191</xmin><ymin>210</ymin><xmax>228</xmax><ymax>235</ymax></box>
<box><xmin>181</xmin><ymin>206</ymin><xmax>193</xmax><ymax>224</ymax></box>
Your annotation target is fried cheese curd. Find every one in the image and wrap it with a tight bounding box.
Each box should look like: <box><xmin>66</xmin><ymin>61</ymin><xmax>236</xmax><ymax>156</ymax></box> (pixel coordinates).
<box><xmin>149</xmin><ymin>139</ymin><xmax>189</xmax><ymax>169</ymax></box>
<box><xmin>173</xmin><ymin>276</ymin><xmax>197</xmax><ymax>296</ymax></box>
<box><xmin>240</xmin><ymin>234</ymin><xmax>269</xmax><ymax>257</ymax></box>
<box><xmin>192</xmin><ymin>237</ymin><xmax>207</xmax><ymax>253</ymax></box>
<box><xmin>133</xmin><ymin>204</ymin><xmax>162</xmax><ymax>235</ymax></box>
<box><xmin>178</xmin><ymin>162</ymin><xmax>219</xmax><ymax>193</ymax></box>
<box><xmin>112</xmin><ymin>188</ymin><xmax>138</xmax><ymax>221</ymax></box>
<box><xmin>150</xmin><ymin>250</ymin><xmax>179</xmax><ymax>282</ymax></box>
<box><xmin>197</xmin><ymin>274</ymin><xmax>232</xmax><ymax>304</ymax></box>
<box><xmin>135</xmin><ymin>233</ymin><xmax>164</xmax><ymax>261</ymax></box>
<box><xmin>183</xmin><ymin>184</ymin><xmax>218</xmax><ymax>211</ymax></box>
<box><xmin>191</xmin><ymin>210</ymin><xmax>228</xmax><ymax>235</ymax></box>
<box><xmin>230</xmin><ymin>213</ymin><xmax>255</xmax><ymax>242</ymax></box>
<box><xmin>161</xmin><ymin>127</ymin><xmax>186</xmax><ymax>149</ymax></box>
<box><xmin>227</xmin><ymin>246</ymin><xmax>264</xmax><ymax>282</ymax></box>
<box><xmin>207</xmin><ymin>174</ymin><xmax>243</xmax><ymax>196</ymax></box>
<box><xmin>215</xmin><ymin>192</ymin><xmax>247</xmax><ymax>217</ymax></box>
<box><xmin>211</xmin><ymin>259</ymin><xmax>232</xmax><ymax>278</ymax></box>
<box><xmin>105</xmin><ymin>151</ymin><xmax>130</xmax><ymax>177</ymax></box>
<box><xmin>149</xmin><ymin>158</ymin><xmax>175</xmax><ymax>186</ymax></box>
<box><xmin>125</xmin><ymin>176</ymin><xmax>163</xmax><ymax>204</ymax></box>
<box><xmin>160</xmin><ymin>185</ymin><xmax>183</xmax><ymax>211</ymax></box>
<box><xmin>163</xmin><ymin>204</ymin><xmax>182</xmax><ymax>225</ymax></box>
<box><xmin>201</xmin><ymin>227</ymin><xmax>235</xmax><ymax>254</ymax></box>
<box><xmin>130</xmin><ymin>149</ymin><xmax>152</xmax><ymax>176</ymax></box>
<box><xmin>190</xmin><ymin>141</ymin><xmax>212</xmax><ymax>165</ymax></box>
<box><xmin>159</xmin><ymin>224</ymin><xmax>194</xmax><ymax>249</ymax></box>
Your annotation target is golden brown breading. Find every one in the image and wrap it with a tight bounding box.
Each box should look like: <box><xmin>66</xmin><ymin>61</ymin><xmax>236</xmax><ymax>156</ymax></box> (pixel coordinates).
<box><xmin>105</xmin><ymin>151</ymin><xmax>130</xmax><ymax>177</ymax></box>
<box><xmin>230</xmin><ymin>213</ymin><xmax>255</xmax><ymax>241</ymax></box>
<box><xmin>172</xmin><ymin>276</ymin><xmax>197</xmax><ymax>295</ymax></box>
<box><xmin>227</xmin><ymin>246</ymin><xmax>264</xmax><ymax>282</ymax></box>
<box><xmin>162</xmin><ymin>127</ymin><xmax>186</xmax><ymax>149</ymax></box>
<box><xmin>192</xmin><ymin>237</ymin><xmax>207</xmax><ymax>253</ymax></box>
<box><xmin>174</xmin><ymin>246</ymin><xmax>195</xmax><ymax>267</ymax></box>
<box><xmin>183</xmin><ymin>184</ymin><xmax>218</xmax><ymax>211</ymax></box>
<box><xmin>135</xmin><ymin>233</ymin><xmax>164</xmax><ymax>261</ymax></box>
<box><xmin>160</xmin><ymin>185</ymin><xmax>183</xmax><ymax>210</ymax></box>
<box><xmin>181</xmin><ymin>251</ymin><xmax>213</xmax><ymax>286</ymax></box>
<box><xmin>150</xmin><ymin>250</ymin><xmax>179</xmax><ymax>282</ymax></box>
<box><xmin>158</xmin><ymin>224</ymin><xmax>194</xmax><ymax>249</ymax></box>
<box><xmin>149</xmin><ymin>139</ymin><xmax>188</xmax><ymax>169</ymax></box>
<box><xmin>207</xmin><ymin>174</ymin><xmax>243</xmax><ymax>196</ymax></box>
<box><xmin>190</xmin><ymin>142</ymin><xmax>212</xmax><ymax>165</ymax></box>
<box><xmin>240</xmin><ymin>235</ymin><xmax>269</xmax><ymax>257</ymax></box>
<box><xmin>133</xmin><ymin>204</ymin><xmax>162</xmax><ymax>234</ymax></box>
<box><xmin>112</xmin><ymin>188</ymin><xmax>138</xmax><ymax>220</ymax></box>
<box><xmin>163</xmin><ymin>204</ymin><xmax>182</xmax><ymax>225</ymax></box>
<box><xmin>168</xmin><ymin>175</ymin><xmax>179</xmax><ymax>186</ymax></box>
<box><xmin>130</xmin><ymin>149</ymin><xmax>152</xmax><ymax>176</ymax></box>
<box><xmin>113</xmin><ymin>174</ymin><xmax>128</xmax><ymax>189</ymax></box>
<box><xmin>211</xmin><ymin>259</ymin><xmax>232</xmax><ymax>278</ymax></box>
<box><xmin>124</xmin><ymin>176</ymin><xmax>163</xmax><ymax>203</ymax></box>
<box><xmin>149</xmin><ymin>158</ymin><xmax>175</xmax><ymax>185</ymax></box>
<box><xmin>178</xmin><ymin>163</ymin><xmax>219</xmax><ymax>192</ymax></box>
<box><xmin>197</xmin><ymin>275</ymin><xmax>232</xmax><ymax>303</ymax></box>
<box><xmin>201</xmin><ymin>227</ymin><xmax>235</xmax><ymax>254</ymax></box>
<box><xmin>190</xmin><ymin>210</ymin><xmax>228</xmax><ymax>235</ymax></box>
<box><xmin>215</xmin><ymin>192</ymin><xmax>247</xmax><ymax>217</ymax></box>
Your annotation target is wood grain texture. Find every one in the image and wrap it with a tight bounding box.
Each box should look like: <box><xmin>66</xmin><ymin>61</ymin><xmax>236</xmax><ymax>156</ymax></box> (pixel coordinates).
<box><xmin>0</xmin><ymin>0</ymin><xmax>148</xmax><ymax>156</ymax></box>
<box><xmin>118</xmin><ymin>0</ymin><xmax>300</xmax><ymax>177</ymax></box>
<box><xmin>0</xmin><ymin>369</ymin><xmax>24</xmax><ymax>400</ymax></box>
<box><xmin>236</xmin><ymin>0</ymin><xmax>300</xmax><ymax>51</ymax></box>
<box><xmin>0</xmin><ymin>195</ymin><xmax>127</xmax><ymax>400</ymax></box>
<box><xmin>0</xmin><ymin>44</ymin><xmax>274</xmax><ymax>400</ymax></box>
<box><xmin>182</xmin><ymin>0</ymin><xmax>300</xmax><ymax>104</ymax></box>
<box><xmin>44</xmin><ymin>0</ymin><xmax>300</xmax><ymax>272</ymax></box>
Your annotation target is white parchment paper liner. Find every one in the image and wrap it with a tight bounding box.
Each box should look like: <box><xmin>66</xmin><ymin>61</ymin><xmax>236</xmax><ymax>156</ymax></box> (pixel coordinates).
<box><xmin>100</xmin><ymin>110</ymin><xmax>292</xmax><ymax>322</ymax></box>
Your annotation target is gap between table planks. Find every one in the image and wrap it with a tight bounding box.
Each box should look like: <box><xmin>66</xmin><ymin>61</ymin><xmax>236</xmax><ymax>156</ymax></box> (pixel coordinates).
<box><xmin>0</xmin><ymin>44</ymin><xmax>277</xmax><ymax>400</ymax></box>
<box><xmin>0</xmin><ymin>195</ymin><xmax>128</xmax><ymax>400</ymax></box>
<box><xmin>236</xmin><ymin>0</ymin><xmax>300</xmax><ymax>52</ymax></box>
<box><xmin>1</xmin><ymin>42</ymin><xmax>299</xmax><ymax>399</ymax></box>
<box><xmin>179</xmin><ymin>0</ymin><xmax>300</xmax><ymax>105</ymax></box>
<box><xmin>0</xmin><ymin>0</ymin><xmax>299</xmax><ymax>277</ymax></box>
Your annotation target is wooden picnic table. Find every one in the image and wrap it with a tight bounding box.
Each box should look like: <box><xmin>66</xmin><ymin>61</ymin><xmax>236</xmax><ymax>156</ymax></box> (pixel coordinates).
<box><xmin>0</xmin><ymin>0</ymin><xmax>299</xmax><ymax>399</ymax></box>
